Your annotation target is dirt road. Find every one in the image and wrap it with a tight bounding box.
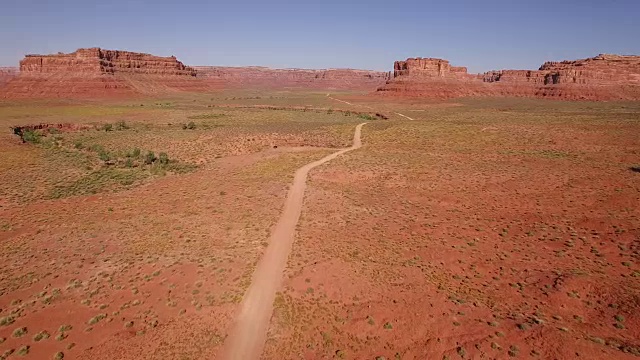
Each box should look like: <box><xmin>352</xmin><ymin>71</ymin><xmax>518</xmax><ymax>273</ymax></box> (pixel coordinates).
<box><xmin>326</xmin><ymin>93</ymin><xmax>414</xmax><ymax>120</ymax></box>
<box><xmin>223</xmin><ymin>123</ymin><xmax>368</xmax><ymax>360</ymax></box>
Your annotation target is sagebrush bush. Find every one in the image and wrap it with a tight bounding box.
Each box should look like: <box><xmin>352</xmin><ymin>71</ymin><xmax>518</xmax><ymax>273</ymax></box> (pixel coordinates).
<box><xmin>115</xmin><ymin>121</ymin><xmax>129</xmax><ymax>130</ymax></box>
<box><xmin>144</xmin><ymin>151</ymin><xmax>157</xmax><ymax>165</ymax></box>
<box><xmin>158</xmin><ymin>152</ymin><xmax>169</xmax><ymax>165</ymax></box>
<box><xmin>22</xmin><ymin>129</ymin><xmax>41</xmax><ymax>144</ymax></box>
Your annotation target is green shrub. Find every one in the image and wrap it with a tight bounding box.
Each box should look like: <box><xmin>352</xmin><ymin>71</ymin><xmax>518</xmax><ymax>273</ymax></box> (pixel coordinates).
<box><xmin>187</xmin><ymin>121</ymin><xmax>196</xmax><ymax>130</ymax></box>
<box><xmin>132</xmin><ymin>148</ymin><xmax>141</xmax><ymax>158</ymax></box>
<box><xmin>22</xmin><ymin>129</ymin><xmax>41</xmax><ymax>144</ymax></box>
<box><xmin>74</xmin><ymin>141</ymin><xmax>84</xmax><ymax>149</ymax></box>
<box><xmin>98</xmin><ymin>151</ymin><xmax>111</xmax><ymax>162</ymax></box>
<box><xmin>358</xmin><ymin>114</ymin><xmax>376</xmax><ymax>121</ymax></box>
<box><xmin>103</xmin><ymin>124</ymin><xmax>113</xmax><ymax>132</ymax></box>
<box><xmin>89</xmin><ymin>144</ymin><xmax>105</xmax><ymax>153</ymax></box>
<box><xmin>115</xmin><ymin>121</ymin><xmax>129</xmax><ymax>130</ymax></box>
<box><xmin>144</xmin><ymin>151</ymin><xmax>157</xmax><ymax>165</ymax></box>
<box><xmin>158</xmin><ymin>152</ymin><xmax>169</xmax><ymax>165</ymax></box>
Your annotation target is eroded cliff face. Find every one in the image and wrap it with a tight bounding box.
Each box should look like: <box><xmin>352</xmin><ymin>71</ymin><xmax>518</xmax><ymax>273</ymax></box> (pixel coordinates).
<box><xmin>379</xmin><ymin>54</ymin><xmax>640</xmax><ymax>100</ymax></box>
<box><xmin>19</xmin><ymin>48</ymin><xmax>197</xmax><ymax>76</ymax></box>
<box><xmin>195</xmin><ymin>66</ymin><xmax>389</xmax><ymax>90</ymax></box>
<box><xmin>393</xmin><ymin>58</ymin><xmax>474</xmax><ymax>80</ymax></box>
<box><xmin>3</xmin><ymin>48</ymin><xmax>207</xmax><ymax>98</ymax></box>
<box><xmin>482</xmin><ymin>54</ymin><xmax>640</xmax><ymax>87</ymax></box>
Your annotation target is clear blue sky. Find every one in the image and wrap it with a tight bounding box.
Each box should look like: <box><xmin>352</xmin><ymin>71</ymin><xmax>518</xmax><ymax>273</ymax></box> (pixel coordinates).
<box><xmin>1</xmin><ymin>0</ymin><xmax>638</xmax><ymax>73</ymax></box>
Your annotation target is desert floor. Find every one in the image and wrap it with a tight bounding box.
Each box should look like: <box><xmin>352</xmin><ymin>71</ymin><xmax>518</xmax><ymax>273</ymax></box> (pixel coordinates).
<box><xmin>0</xmin><ymin>92</ymin><xmax>639</xmax><ymax>359</ymax></box>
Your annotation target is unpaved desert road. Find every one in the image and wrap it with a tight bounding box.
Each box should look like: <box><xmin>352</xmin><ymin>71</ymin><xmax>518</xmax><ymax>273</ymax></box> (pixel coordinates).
<box><xmin>223</xmin><ymin>123</ymin><xmax>368</xmax><ymax>360</ymax></box>
<box><xmin>326</xmin><ymin>93</ymin><xmax>414</xmax><ymax>120</ymax></box>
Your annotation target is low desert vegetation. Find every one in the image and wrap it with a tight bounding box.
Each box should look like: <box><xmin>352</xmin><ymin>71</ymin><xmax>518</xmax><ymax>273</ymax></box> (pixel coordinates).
<box><xmin>1</xmin><ymin>94</ymin><xmax>639</xmax><ymax>360</ymax></box>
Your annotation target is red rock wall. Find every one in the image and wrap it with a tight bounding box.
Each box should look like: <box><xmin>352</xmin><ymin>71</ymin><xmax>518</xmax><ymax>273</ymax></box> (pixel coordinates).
<box><xmin>3</xmin><ymin>48</ymin><xmax>209</xmax><ymax>98</ymax></box>
<box><xmin>380</xmin><ymin>54</ymin><xmax>640</xmax><ymax>100</ymax></box>
<box><xmin>393</xmin><ymin>58</ymin><xmax>473</xmax><ymax>80</ymax></box>
<box><xmin>19</xmin><ymin>48</ymin><xmax>196</xmax><ymax>76</ymax></box>
<box><xmin>195</xmin><ymin>66</ymin><xmax>389</xmax><ymax>90</ymax></box>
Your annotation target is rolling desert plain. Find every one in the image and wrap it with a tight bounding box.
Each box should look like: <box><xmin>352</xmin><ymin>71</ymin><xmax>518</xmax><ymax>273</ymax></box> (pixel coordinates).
<box><xmin>0</xmin><ymin>47</ymin><xmax>639</xmax><ymax>360</ymax></box>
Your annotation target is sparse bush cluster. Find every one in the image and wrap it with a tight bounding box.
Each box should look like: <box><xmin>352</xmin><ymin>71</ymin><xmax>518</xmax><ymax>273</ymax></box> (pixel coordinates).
<box><xmin>22</xmin><ymin>129</ymin><xmax>42</xmax><ymax>143</ymax></box>
<box><xmin>182</xmin><ymin>121</ymin><xmax>197</xmax><ymax>130</ymax></box>
<box><xmin>358</xmin><ymin>114</ymin><xmax>377</xmax><ymax>121</ymax></box>
<box><xmin>102</xmin><ymin>121</ymin><xmax>130</xmax><ymax>132</ymax></box>
<box><xmin>88</xmin><ymin>145</ymin><xmax>176</xmax><ymax>170</ymax></box>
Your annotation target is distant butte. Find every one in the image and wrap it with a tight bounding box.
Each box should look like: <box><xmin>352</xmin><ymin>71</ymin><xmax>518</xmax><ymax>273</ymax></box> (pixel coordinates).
<box><xmin>378</xmin><ymin>54</ymin><xmax>640</xmax><ymax>100</ymax></box>
<box><xmin>2</xmin><ymin>48</ymin><xmax>210</xmax><ymax>98</ymax></box>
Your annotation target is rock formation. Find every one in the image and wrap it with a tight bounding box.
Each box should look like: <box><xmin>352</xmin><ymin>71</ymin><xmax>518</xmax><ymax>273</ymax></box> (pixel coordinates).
<box><xmin>195</xmin><ymin>66</ymin><xmax>389</xmax><ymax>90</ymax></box>
<box><xmin>19</xmin><ymin>48</ymin><xmax>197</xmax><ymax>76</ymax></box>
<box><xmin>393</xmin><ymin>58</ymin><xmax>474</xmax><ymax>80</ymax></box>
<box><xmin>378</xmin><ymin>57</ymin><xmax>488</xmax><ymax>99</ymax></box>
<box><xmin>2</xmin><ymin>48</ymin><xmax>209</xmax><ymax>98</ymax></box>
<box><xmin>379</xmin><ymin>54</ymin><xmax>640</xmax><ymax>100</ymax></box>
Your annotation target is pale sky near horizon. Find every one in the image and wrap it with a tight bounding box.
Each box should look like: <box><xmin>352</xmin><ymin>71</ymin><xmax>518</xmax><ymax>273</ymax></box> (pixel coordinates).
<box><xmin>0</xmin><ymin>0</ymin><xmax>638</xmax><ymax>73</ymax></box>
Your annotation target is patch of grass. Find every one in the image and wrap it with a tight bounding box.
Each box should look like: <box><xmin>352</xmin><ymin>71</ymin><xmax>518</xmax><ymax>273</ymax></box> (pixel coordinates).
<box><xmin>87</xmin><ymin>313</ymin><xmax>107</xmax><ymax>325</ymax></box>
<box><xmin>508</xmin><ymin>345</ymin><xmax>520</xmax><ymax>357</ymax></box>
<box><xmin>158</xmin><ymin>152</ymin><xmax>169</xmax><ymax>165</ymax></box>
<box><xmin>358</xmin><ymin>114</ymin><xmax>377</xmax><ymax>121</ymax></box>
<box><xmin>144</xmin><ymin>151</ymin><xmax>157</xmax><ymax>165</ymax></box>
<box><xmin>16</xmin><ymin>345</ymin><xmax>30</xmax><ymax>356</ymax></box>
<box><xmin>182</xmin><ymin>121</ymin><xmax>197</xmax><ymax>130</ymax></box>
<box><xmin>12</xmin><ymin>327</ymin><xmax>27</xmax><ymax>338</ymax></box>
<box><xmin>49</xmin><ymin>168</ymin><xmax>148</xmax><ymax>199</ymax></box>
<box><xmin>367</xmin><ymin>316</ymin><xmax>375</xmax><ymax>325</ymax></box>
<box><xmin>0</xmin><ymin>316</ymin><xmax>15</xmax><ymax>326</ymax></box>
<box><xmin>114</xmin><ymin>120</ymin><xmax>129</xmax><ymax>130</ymax></box>
<box><xmin>23</xmin><ymin>129</ymin><xmax>42</xmax><ymax>144</ymax></box>
<box><xmin>33</xmin><ymin>330</ymin><xmax>50</xmax><ymax>341</ymax></box>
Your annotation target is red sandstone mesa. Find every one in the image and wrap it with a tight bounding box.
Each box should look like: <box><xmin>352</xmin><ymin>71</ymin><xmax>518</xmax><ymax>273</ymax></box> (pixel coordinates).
<box><xmin>1</xmin><ymin>48</ymin><xmax>208</xmax><ymax>98</ymax></box>
<box><xmin>194</xmin><ymin>66</ymin><xmax>390</xmax><ymax>90</ymax></box>
<box><xmin>379</xmin><ymin>54</ymin><xmax>640</xmax><ymax>100</ymax></box>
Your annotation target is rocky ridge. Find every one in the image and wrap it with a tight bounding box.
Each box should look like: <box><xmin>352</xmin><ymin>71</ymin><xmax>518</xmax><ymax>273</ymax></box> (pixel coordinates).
<box><xmin>3</xmin><ymin>48</ymin><xmax>206</xmax><ymax>98</ymax></box>
<box><xmin>20</xmin><ymin>48</ymin><xmax>196</xmax><ymax>76</ymax></box>
<box><xmin>379</xmin><ymin>54</ymin><xmax>640</xmax><ymax>100</ymax></box>
<box><xmin>195</xmin><ymin>66</ymin><xmax>389</xmax><ymax>89</ymax></box>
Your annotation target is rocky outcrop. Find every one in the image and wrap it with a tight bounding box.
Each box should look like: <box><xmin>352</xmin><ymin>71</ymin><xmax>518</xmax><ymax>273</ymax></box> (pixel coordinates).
<box><xmin>379</xmin><ymin>54</ymin><xmax>640</xmax><ymax>100</ymax></box>
<box><xmin>378</xmin><ymin>57</ymin><xmax>487</xmax><ymax>99</ymax></box>
<box><xmin>483</xmin><ymin>54</ymin><xmax>640</xmax><ymax>86</ymax></box>
<box><xmin>195</xmin><ymin>66</ymin><xmax>389</xmax><ymax>90</ymax></box>
<box><xmin>393</xmin><ymin>58</ymin><xmax>474</xmax><ymax>80</ymax></box>
<box><xmin>20</xmin><ymin>48</ymin><xmax>196</xmax><ymax>76</ymax></box>
<box><xmin>3</xmin><ymin>48</ymin><xmax>208</xmax><ymax>98</ymax></box>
